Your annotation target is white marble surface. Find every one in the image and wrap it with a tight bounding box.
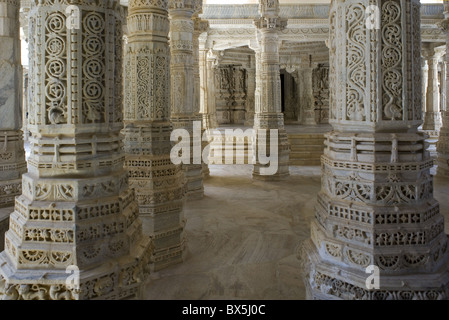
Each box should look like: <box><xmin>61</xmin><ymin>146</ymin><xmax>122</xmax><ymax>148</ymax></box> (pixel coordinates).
<box><xmin>144</xmin><ymin>164</ymin><xmax>320</xmax><ymax>300</ymax></box>
<box><xmin>142</xmin><ymin>164</ymin><xmax>449</xmax><ymax>300</ymax></box>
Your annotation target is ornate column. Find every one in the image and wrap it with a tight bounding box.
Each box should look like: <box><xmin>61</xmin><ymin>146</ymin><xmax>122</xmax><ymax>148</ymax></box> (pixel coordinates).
<box><xmin>200</xmin><ymin>47</ymin><xmax>218</xmax><ymax>130</ymax></box>
<box><xmin>441</xmin><ymin>57</ymin><xmax>447</xmax><ymax>114</ymax></box>
<box><xmin>0</xmin><ymin>0</ymin><xmax>152</xmax><ymax>300</ymax></box>
<box><xmin>298</xmin><ymin>54</ymin><xmax>315</xmax><ymax>125</ymax></box>
<box><xmin>123</xmin><ymin>0</ymin><xmax>185</xmax><ymax>271</ymax></box>
<box><xmin>0</xmin><ymin>0</ymin><xmax>26</xmax><ymax>209</ymax></box>
<box><xmin>421</xmin><ymin>58</ymin><xmax>428</xmax><ymax>118</ymax></box>
<box><xmin>193</xmin><ymin>14</ymin><xmax>210</xmax><ymax>179</ymax></box>
<box><xmin>423</xmin><ymin>44</ymin><xmax>443</xmax><ymax>132</ymax></box>
<box><xmin>20</xmin><ymin>7</ymin><xmax>30</xmax><ymax>142</ymax></box>
<box><xmin>244</xmin><ymin>55</ymin><xmax>256</xmax><ymax>126</ymax></box>
<box><xmin>282</xmin><ymin>70</ymin><xmax>294</xmax><ymax>121</ymax></box>
<box><xmin>169</xmin><ymin>0</ymin><xmax>204</xmax><ymax>200</ymax></box>
<box><xmin>301</xmin><ymin>0</ymin><xmax>449</xmax><ymax>300</ymax></box>
<box><xmin>252</xmin><ymin>0</ymin><xmax>290</xmax><ymax>181</ymax></box>
<box><xmin>0</xmin><ymin>0</ymin><xmax>26</xmax><ymax>256</ymax></box>
<box><xmin>437</xmin><ymin>6</ymin><xmax>449</xmax><ymax>176</ymax></box>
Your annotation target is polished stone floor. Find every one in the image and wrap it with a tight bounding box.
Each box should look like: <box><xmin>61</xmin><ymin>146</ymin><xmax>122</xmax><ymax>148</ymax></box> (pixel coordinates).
<box><xmin>143</xmin><ymin>164</ymin><xmax>449</xmax><ymax>300</ymax></box>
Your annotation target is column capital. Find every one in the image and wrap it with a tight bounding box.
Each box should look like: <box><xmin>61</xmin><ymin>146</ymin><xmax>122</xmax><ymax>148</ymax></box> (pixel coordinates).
<box><xmin>193</xmin><ymin>17</ymin><xmax>209</xmax><ymax>35</ymax></box>
<box><xmin>0</xmin><ymin>0</ymin><xmax>19</xmax><ymax>7</ymax></box>
<box><xmin>128</xmin><ymin>0</ymin><xmax>168</xmax><ymax>12</ymax></box>
<box><xmin>193</xmin><ymin>0</ymin><xmax>203</xmax><ymax>16</ymax></box>
<box><xmin>206</xmin><ymin>49</ymin><xmax>221</xmax><ymax>67</ymax></box>
<box><xmin>169</xmin><ymin>0</ymin><xmax>196</xmax><ymax>11</ymax></box>
<box><xmin>438</xmin><ymin>4</ymin><xmax>449</xmax><ymax>33</ymax></box>
<box><xmin>258</xmin><ymin>0</ymin><xmax>280</xmax><ymax>18</ymax></box>
<box><xmin>279</xmin><ymin>54</ymin><xmax>301</xmax><ymax>73</ymax></box>
<box><xmin>254</xmin><ymin>0</ymin><xmax>286</xmax><ymax>31</ymax></box>
<box><xmin>438</xmin><ymin>18</ymin><xmax>449</xmax><ymax>33</ymax></box>
<box><xmin>435</xmin><ymin>45</ymin><xmax>447</xmax><ymax>59</ymax></box>
<box><xmin>254</xmin><ymin>16</ymin><xmax>287</xmax><ymax>31</ymax></box>
<box><xmin>422</xmin><ymin>43</ymin><xmax>446</xmax><ymax>61</ymax></box>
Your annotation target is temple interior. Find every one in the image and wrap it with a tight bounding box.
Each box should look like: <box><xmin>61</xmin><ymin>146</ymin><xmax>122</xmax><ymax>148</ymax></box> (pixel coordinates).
<box><xmin>0</xmin><ymin>0</ymin><xmax>449</xmax><ymax>300</ymax></box>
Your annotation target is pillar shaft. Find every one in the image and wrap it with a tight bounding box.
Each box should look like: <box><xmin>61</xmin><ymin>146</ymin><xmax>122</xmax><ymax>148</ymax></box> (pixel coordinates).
<box><xmin>436</xmin><ymin>6</ymin><xmax>449</xmax><ymax>176</ymax></box>
<box><xmin>244</xmin><ymin>56</ymin><xmax>256</xmax><ymax>126</ymax></box>
<box><xmin>423</xmin><ymin>47</ymin><xmax>442</xmax><ymax>131</ymax></box>
<box><xmin>422</xmin><ymin>59</ymin><xmax>428</xmax><ymax>115</ymax></box>
<box><xmin>441</xmin><ymin>59</ymin><xmax>447</xmax><ymax>114</ymax></box>
<box><xmin>298</xmin><ymin>55</ymin><xmax>315</xmax><ymax>125</ymax></box>
<box><xmin>193</xmin><ymin>17</ymin><xmax>210</xmax><ymax>179</ymax></box>
<box><xmin>123</xmin><ymin>0</ymin><xmax>185</xmax><ymax>271</ymax></box>
<box><xmin>0</xmin><ymin>0</ymin><xmax>152</xmax><ymax>300</ymax></box>
<box><xmin>0</xmin><ymin>0</ymin><xmax>26</xmax><ymax>209</ymax></box>
<box><xmin>169</xmin><ymin>0</ymin><xmax>204</xmax><ymax>200</ymax></box>
<box><xmin>252</xmin><ymin>0</ymin><xmax>290</xmax><ymax>181</ymax></box>
<box><xmin>200</xmin><ymin>49</ymin><xmax>218</xmax><ymax>130</ymax></box>
<box><xmin>301</xmin><ymin>0</ymin><xmax>449</xmax><ymax>300</ymax></box>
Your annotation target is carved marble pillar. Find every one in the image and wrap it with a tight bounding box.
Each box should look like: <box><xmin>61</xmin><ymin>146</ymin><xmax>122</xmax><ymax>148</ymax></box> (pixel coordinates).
<box><xmin>199</xmin><ymin>48</ymin><xmax>217</xmax><ymax>130</ymax></box>
<box><xmin>252</xmin><ymin>0</ymin><xmax>290</xmax><ymax>181</ymax></box>
<box><xmin>298</xmin><ymin>55</ymin><xmax>315</xmax><ymax>125</ymax></box>
<box><xmin>0</xmin><ymin>0</ymin><xmax>26</xmax><ymax>261</ymax></box>
<box><xmin>20</xmin><ymin>8</ymin><xmax>30</xmax><ymax>143</ymax></box>
<box><xmin>123</xmin><ymin>0</ymin><xmax>185</xmax><ymax>271</ymax></box>
<box><xmin>441</xmin><ymin>58</ymin><xmax>447</xmax><ymax>114</ymax></box>
<box><xmin>0</xmin><ymin>0</ymin><xmax>152</xmax><ymax>300</ymax></box>
<box><xmin>169</xmin><ymin>0</ymin><xmax>204</xmax><ymax>200</ymax></box>
<box><xmin>193</xmin><ymin>16</ymin><xmax>209</xmax><ymax>179</ymax></box>
<box><xmin>0</xmin><ymin>0</ymin><xmax>26</xmax><ymax>209</ymax></box>
<box><xmin>245</xmin><ymin>55</ymin><xmax>256</xmax><ymax>126</ymax></box>
<box><xmin>423</xmin><ymin>45</ymin><xmax>443</xmax><ymax>132</ymax></box>
<box><xmin>291</xmin><ymin>70</ymin><xmax>300</xmax><ymax>121</ymax></box>
<box><xmin>436</xmin><ymin>7</ymin><xmax>449</xmax><ymax>176</ymax></box>
<box><xmin>422</xmin><ymin>58</ymin><xmax>429</xmax><ymax>118</ymax></box>
<box><xmin>22</xmin><ymin>71</ymin><xmax>29</xmax><ymax>141</ymax></box>
<box><xmin>301</xmin><ymin>0</ymin><xmax>449</xmax><ymax>300</ymax></box>
<box><xmin>312</xmin><ymin>63</ymin><xmax>330</xmax><ymax>124</ymax></box>
<box><xmin>282</xmin><ymin>70</ymin><xmax>295</xmax><ymax>121</ymax></box>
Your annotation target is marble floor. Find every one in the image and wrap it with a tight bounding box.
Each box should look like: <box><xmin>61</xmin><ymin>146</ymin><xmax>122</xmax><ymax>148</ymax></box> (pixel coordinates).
<box><xmin>143</xmin><ymin>164</ymin><xmax>449</xmax><ymax>300</ymax></box>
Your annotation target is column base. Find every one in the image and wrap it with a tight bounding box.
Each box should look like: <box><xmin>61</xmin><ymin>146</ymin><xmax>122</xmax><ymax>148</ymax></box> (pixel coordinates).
<box><xmin>244</xmin><ymin>112</ymin><xmax>255</xmax><ymax>127</ymax></box>
<box><xmin>184</xmin><ymin>164</ymin><xmax>204</xmax><ymax>200</ymax></box>
<box><xmin>151</xmin><ymin>232</ymin><xmax>186</xmax><ymax>272</ymax></box>
<box><xmin>299</xmin><ymin>130</ymin><xmax>449</xmax><ymax>300</ymax></box>
<box><xmin>252</xmin><ymin>166</ymin><xmax>290</xmax><ymax>181</ymax></box>
<box><xmin>0</xmin><ymin>235</ymin><xmax>152</xmax><ymax>300</ymax></box>
<box><xmin>202</xmin><ymin>135</ymin><xmax>211</xmax><ymax>179</ymax></box>
<box><xmin>251</xmin><ymin>123</ymin><xmax>290</xmax><ymax>181</ymax></box>
<box><xmin>139</xmin><ymin>201</ymin><xmax>186</xmax><ymax>271</ymax></box>
<box><xmin>0</xmin><ymin>181</ymin><xmax>154</xmax><ymax>300</ymax></box>
<box><xmin>422</xmin><ymin>130</ymin><xmax>439</xmax><ymax>159</ymax></box>
<box><xmin>422</xmin><ymin>112</ymin><xmax>442</xmax><ymax>131</ymax></box>
<box><xmin>301</xmin><ymin>110</ymin><xmax>317</xmax><ymax>126</ymax></box>
<box><xmin>202</xmin><ymin>114</ymin><xmax>218</xmax><ymax>131</ymax></box>
<box><xmin>300</xmin><ymin>238</ymin><xmax>449</xmax><ymax>300</ymax></box>
<box><xmin>172</xmin><ymin>118</ymin><xmax>205</xmax><ymax>200</ymax></box>
<box><xmin>202</xmin><ymin>163</ymin><xmax>210</xmax><ymax>180</ymax></box>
